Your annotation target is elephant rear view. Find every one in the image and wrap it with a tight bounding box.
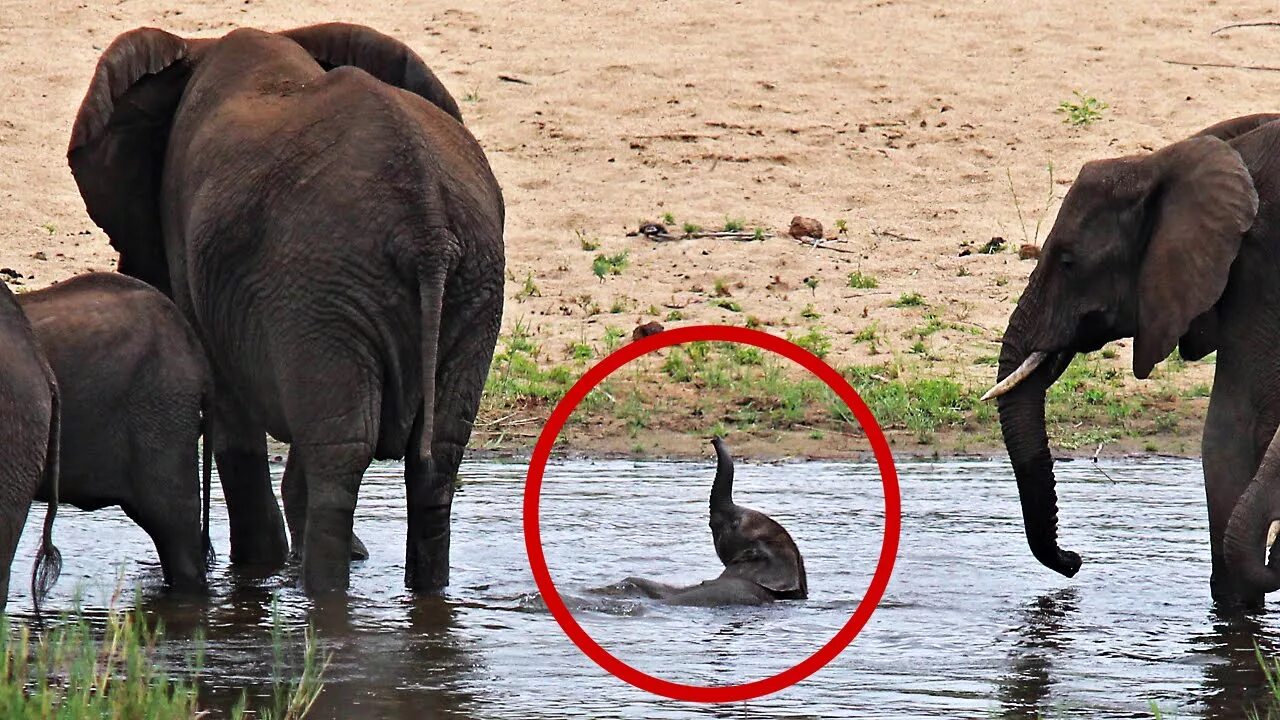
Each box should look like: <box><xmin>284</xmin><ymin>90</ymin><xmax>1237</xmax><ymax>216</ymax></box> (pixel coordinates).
<box><xmin>0</xmin><ymin>282</ymin><xmax>61</xmax><ymax>613</ymax></box>
<box><xmin>67</xmin><ymin>23</ymin><xmax>505</xmax><ymax>594</ymax></box>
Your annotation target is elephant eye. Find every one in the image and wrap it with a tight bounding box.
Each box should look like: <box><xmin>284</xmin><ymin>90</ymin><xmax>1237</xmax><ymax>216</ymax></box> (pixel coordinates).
<box><xmin>1060</xmin><ymin>251</ymin><xmax>1075</xmax><ymax>269</ymax></box>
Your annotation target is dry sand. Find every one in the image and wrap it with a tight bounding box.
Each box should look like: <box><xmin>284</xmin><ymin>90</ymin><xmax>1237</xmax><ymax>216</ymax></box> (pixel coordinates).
<box><xmin>3</xmin><ymin>0</ymin><xmax>1276</xmax><ymax>455</ymax></box>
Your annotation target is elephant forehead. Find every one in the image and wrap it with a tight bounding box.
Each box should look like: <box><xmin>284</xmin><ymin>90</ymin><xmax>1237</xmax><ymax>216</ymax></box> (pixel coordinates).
<box><xmin>737</xmin><ymin>507</ymin><xmax>789</xmax><ymax>541</ymax></box>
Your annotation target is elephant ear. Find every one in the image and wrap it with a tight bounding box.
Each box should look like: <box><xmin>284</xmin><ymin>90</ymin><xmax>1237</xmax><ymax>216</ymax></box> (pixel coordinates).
<box><xmin>718</xmin><ymin>527</ymin><xmax>807</xmax><ymax>598</ymax></box>
<box><xmin>278</xmin><ymin>23</ymin><xmax>463</xmax><ymax>124</ymax></box>
<box><xmin>67</xmin><ymin>28</ymin><xmax>204</xmax><ymax>295</ymax></box>
<box><xmin>1133</xmin><ymin>136</ymin><xmax>1257</xmax><ymax>379</ymax></box>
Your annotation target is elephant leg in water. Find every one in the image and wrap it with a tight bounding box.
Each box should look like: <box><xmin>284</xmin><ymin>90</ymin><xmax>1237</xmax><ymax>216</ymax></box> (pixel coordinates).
<box><xmin>281</xmin><ymin>452</ymin><xmax>369</xmax><ymax>563</ymax></box>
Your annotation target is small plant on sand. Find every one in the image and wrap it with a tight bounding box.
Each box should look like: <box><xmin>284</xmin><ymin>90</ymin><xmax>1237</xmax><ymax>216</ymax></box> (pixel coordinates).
<box><xmin>1057</xmin><ymin>91</ymin><xmax>1107</xmax><ymax>126</ymax></box>
<box><xmin>744</xmin><ymin>315</ymin><xmax>762</xmax><ymax>329</ymax></box>
<box><xmin>752</xmin><ymin>227</ymin><xmax>767</xmax><ymax>241</ymax></box>
<box><xmin>835</xmin><ymin>218</ymin><xmax>848</xmax><ymax>235</ymax></box>
<box><xmin>712</xmin><ymin>278</ymin><xmax>731</xmax><ymax>297</ymax></box>
<box><xmin>661</xmin><ymin>211</ymin><xmax>676</xmax><ymax>225</ymax></box>
<box><xmin>847</xmin><ymin>270</ymin><xmax>879</xmax><ymax>289</ymax></box>
<box><xmin>800</xmin><ymin>303</ymin><xmax>820</xmax><ymax>320</ymax></box>
<box><xmin>592</xmin><ymin>251</ymin><xmax>629</xmax><ymax>280</ymax></box>
<box><xmin>682</xmin><ymin>221</ymin><xmax>702</xmax><ymax>235</ymax></box>
<box><xmin>892</xmin><ymin>292</ymin><xmax>925</xmax><ymax>308</ymax></box>
<box><xmin>803</xmin><ymin>276</ymin><xmax>819</xmax><ymax>296</ymax></box>
<box><xmin>723</xmin><ymin>217</ymin><xmax>745</xmax><ymax>232</ymax></box>
<box><xmin>665</xmin><ymin>309</ymin><xmax>684</xmax><ymax>321</ymax></box>
<box><xmin>568</xmin><ymin>341</ymin><xmax>594</xmax><ymax>361</ymax></box>
<box><xmin>462</xmin><ymin>87</ymin><xmax>481</xmax><ymax>103</ymax></box>
<box><xmin>515</xmin><ymin>272</ymin><xmax>540</xmax><ymax>301</ymax></box>
<box><xmin>710</xmin><ymin>297</ymin><xmax>742</xmax><ymax>312</ymax></box>
<box><xmin>575</xmin><ymin>229</ymin><xmax>600</xmax><ymax>251</ymax></box>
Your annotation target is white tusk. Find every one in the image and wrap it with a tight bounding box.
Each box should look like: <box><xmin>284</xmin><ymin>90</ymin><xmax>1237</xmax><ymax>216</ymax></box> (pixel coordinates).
<box><xmin>980</xmin><ymin>351</ymin><xmax>1048</xmax><ymax>402</ymax></box>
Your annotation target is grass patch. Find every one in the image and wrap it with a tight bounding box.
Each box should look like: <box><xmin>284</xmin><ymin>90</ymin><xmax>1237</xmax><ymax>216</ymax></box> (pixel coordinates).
<box><xmin>892</xmin><ymin>292</ymin><xmax>925</xmax><ymax>308</ymax></box>
<box><xmin>1057</xmin><ymin>91</ymin><xmax>1107</xmax><ymax>126</ymax></box>
<box><xmin>847</xmin><ymin>271</ymin><xmax>879</xmax><ymax>289</ymax></box>
<box><xmin>592</xmin><ymin>251</ymin><xmax>630</xmax><ymax>279</ymax></box>
<box><xmin>0</xmin><ymin>595</ymin><xmax>327</xmax><ymax>720</ymax></box>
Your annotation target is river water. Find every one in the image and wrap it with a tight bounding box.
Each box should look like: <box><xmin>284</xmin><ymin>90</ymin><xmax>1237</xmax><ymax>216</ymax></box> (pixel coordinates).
<box><xmin>8</xmin><ymin>455</ymin><xmax>1280</xmax><ymax>718</ymax></box>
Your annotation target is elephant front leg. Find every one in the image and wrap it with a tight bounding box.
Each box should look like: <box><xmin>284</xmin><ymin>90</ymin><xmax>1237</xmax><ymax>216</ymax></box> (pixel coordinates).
<box><xmin>212</xmin><ymin>407</ymin><xmax>288</xmax><ymax>567</ymax></box>
<box><xmin>1203</xmin><ymin>387</ymin><xmax>1271</xmax><ymax>609</ymax></box>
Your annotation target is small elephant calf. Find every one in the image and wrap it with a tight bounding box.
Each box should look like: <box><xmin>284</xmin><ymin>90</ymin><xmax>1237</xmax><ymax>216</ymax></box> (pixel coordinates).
<box><xmin>616</xmin><ymin>438</ymin><xmax>808</xmax><ymax>606</ymax></box>
<box><xmin>19</xmin><ymin>273</ymin><xmax>213</xmax><ymax>590</ymax></box>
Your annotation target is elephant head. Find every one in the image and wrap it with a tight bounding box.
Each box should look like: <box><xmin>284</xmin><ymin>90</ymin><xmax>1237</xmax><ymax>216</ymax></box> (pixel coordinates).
<box><xmin>985</xmin><ymin>133</ymin><xmax>1259</xmax><ymax>579</ymax></box>
<box><xmin>708</xmin><ymin>438</ymin><xmax>807</xmax><ymax>599</ymax></box>
<box><xmin>66</xmin><ymin>23</ymin><xmax>463</xmax><ymax>295</ymax></box>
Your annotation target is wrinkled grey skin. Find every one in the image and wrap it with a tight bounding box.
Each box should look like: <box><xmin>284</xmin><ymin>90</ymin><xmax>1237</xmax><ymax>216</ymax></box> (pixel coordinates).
<box><xmin>19</xmin><ymin>273</ymin><xmax>212</xmax><ymax>592</ymax></box>
<box><xmin>67</xmin><ymin>24</ymin><xmax>504</xmax><ymax>595</ymax></box>
<box><xmin>616</xmin><ymin>438</ymin><xmax>807</xmax><ymax>606</ymax></box>
<box><xmin>0</xmin><ymin>282</ymin><xmax>61</xmax><ymax>614</ymax></box>
<box><xmin>991</xmin><ymin>113</ymin><xmax>1280</xmax><ymax>610</ymax></box>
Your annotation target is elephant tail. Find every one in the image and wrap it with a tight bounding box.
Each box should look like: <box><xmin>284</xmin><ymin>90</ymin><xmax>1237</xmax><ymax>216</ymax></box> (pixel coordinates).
<box><xmin>201</xmin><ymin>389</ymin><xmax>215</xmax><ymax>569</ymax></box>
<box><xmin>31</xmin><ymin>381</ymin><xmax>62</xmax><ymax>619</ymax></box>
<box><xmin>416</xmin><ymin>246</ymin><xmax>452</xmax><ymax>475</ymax></box>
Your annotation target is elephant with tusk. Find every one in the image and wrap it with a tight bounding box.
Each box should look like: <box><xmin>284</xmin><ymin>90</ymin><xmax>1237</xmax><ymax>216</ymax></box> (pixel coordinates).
<box><xmin>983</xmin><ymin>112</ymin><xmax>1280</xmax><ymax>609</ymax></box>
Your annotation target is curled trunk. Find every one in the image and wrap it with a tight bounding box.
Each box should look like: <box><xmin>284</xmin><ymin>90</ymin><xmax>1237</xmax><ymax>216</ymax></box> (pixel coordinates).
<box><xmin>1223</xmin><ymin>441</ymin><xmax>1280</xmax><ymax>594</ymax></box>
<box><xmin>996</xmin><ymin>338</ymin><xmax>1082</xmax><ymax>578</ymax></box>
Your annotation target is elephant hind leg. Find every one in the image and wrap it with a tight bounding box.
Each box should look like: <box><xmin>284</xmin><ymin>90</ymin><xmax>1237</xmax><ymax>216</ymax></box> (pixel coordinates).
<box><xmin>211</xmin><ymin>399</ymin><xmax>288</xmax><ymax>567</ymax></box>
<box><xmin>284</xmin><ymin>451</ymin><xmax>370</xmax><ymax>564</ymax></box>
<box><xmin>405</xmin><ymin>419</ymin><xmax>452</xmax><ymax>593</ymax></box>
<box><xmin>297</xmin><ymin>440</ymin><xmax>373</xmax><ymax>595</ymax></box>
<box><xmin>124</xmin><ymin>498</ymin><xmax>205</xmax><ymax>592</ymax></box>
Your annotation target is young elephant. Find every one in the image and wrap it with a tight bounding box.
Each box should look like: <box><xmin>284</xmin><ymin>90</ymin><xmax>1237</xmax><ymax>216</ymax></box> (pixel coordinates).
<box><xmin>18</xmin><ymin>273</ymin><xmax>212</xmax><ymax>591</ymax></box>
<box><xmin>0</xmin><ymin>282</ymin><xmax>61</xmax><ymax>613</ymax></box>
<box><xmin>619</xmin><ymin>438</ymin><xmax>807</xmax><ymax>606</ymax></box>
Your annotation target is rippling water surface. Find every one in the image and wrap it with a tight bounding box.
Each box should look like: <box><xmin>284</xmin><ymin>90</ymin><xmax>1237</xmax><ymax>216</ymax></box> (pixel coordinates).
<box><xmin>8</xmin><ymin>456</ymin><xmax>1280</xmax><ymax>718</ymax></box>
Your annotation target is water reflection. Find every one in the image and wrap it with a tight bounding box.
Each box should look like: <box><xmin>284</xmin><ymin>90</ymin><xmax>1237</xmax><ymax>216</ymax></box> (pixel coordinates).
<box><xmin>996</xmin><ymin>588</ymin><xmax>1079</xmax><ymax>719</ymax></box>
<box><xmin>1194</xmin><ymin>613</ymin><xmax>1279</xmax><ymax>720</ymax></box>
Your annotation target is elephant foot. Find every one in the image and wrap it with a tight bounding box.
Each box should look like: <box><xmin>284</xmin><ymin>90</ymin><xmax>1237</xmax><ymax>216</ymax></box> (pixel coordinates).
<box><xmin>351</xmin><ymin>533</ymin><xmax>369</xmax><ymax>562</ymax></box>
<box><xmin>228</xmin><ymin>526</ymin><xmax>290</xmax><ymax>568</ymax></box>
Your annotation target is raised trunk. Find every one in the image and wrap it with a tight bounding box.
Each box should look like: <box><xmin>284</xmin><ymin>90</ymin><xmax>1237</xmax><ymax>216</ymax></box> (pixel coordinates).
<box><xmin>997</xmin><ymin>339</ymin><xmax>1082</xmax><ymax>578</ymax></box>
<box><xmin>710</xmin><ymin>437</ymin><xmax>734</xmax><ymax>511</ymax></box>
<box><xmin>1223</xmin><ymin>438</ymin><xmax>1280</xmax><ymax>594</ymax></box>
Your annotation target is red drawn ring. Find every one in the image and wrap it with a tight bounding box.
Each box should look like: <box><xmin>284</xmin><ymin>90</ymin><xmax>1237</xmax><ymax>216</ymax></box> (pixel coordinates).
<box><xmin>522</xmin><ymin>324</ymin><xmax>901</xmax><ymax>703</ymax></box>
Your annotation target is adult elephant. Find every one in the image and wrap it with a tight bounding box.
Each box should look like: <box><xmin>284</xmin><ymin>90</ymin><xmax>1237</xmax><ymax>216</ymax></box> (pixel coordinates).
<box><xmin>615</xmin><ymin>438</ymin><xmax>807</xmax><ymax>605</ymax></box>
<box><xmin>0</xmin><ymin>282</ymin><xmax>61</xmax><ymax>613</ymax></box>
<box><xmin>67</xmin><ymin>23</ymin><xmax>505</xmax><ymax>594</ymax></box>
<box><xmin>983</xmin><ymin>113</ymin><xmax>1280</xmax><ymax>609</ymax></box>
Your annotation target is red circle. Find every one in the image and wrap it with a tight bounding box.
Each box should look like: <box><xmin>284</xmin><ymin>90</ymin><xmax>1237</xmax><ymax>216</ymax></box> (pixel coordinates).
<box><xmin>522</xmin><ymin>325</ymin><xmax>901</xmax><ymax>703</ymax></box>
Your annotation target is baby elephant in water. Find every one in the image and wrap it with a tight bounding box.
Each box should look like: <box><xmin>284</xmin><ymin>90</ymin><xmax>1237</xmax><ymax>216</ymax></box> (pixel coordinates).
<box><xmin>19</xmin><ymin>273</ymin><xmax>213</xmax><ymax>591</ymax></box>
<box><xmin>618</xmin><ymin>438</ymin><xmax>807</xmax><ymax>606</ymax></box>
